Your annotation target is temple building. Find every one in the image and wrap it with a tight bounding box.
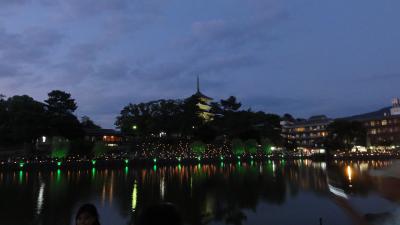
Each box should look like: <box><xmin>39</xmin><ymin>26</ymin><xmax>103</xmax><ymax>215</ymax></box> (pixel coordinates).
<box><xmin>191</xmin><ymin>76</ymin><xmax>214</xmax><ymax>122</ymax></box>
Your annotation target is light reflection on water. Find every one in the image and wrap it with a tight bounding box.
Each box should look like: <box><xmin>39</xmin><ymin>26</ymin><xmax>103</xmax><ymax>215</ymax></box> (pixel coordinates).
<box><xmin>0</xmin><ymin>160</ymin><xmax>398</xmax><ymax>225</ymax></box>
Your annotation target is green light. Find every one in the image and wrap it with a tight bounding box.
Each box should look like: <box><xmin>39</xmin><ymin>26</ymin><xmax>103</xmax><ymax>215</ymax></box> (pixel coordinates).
<box><xmin>220</xmin><ymin>156</ymin><xmax>224</xmax><ymax>161</ymax></box>
<box><xmin>91</xmin><ymin>168</ymin><xmax>96</xmax><ymax>177</ymax></box>
<box><xmin>57</xmin><ymin>169</ymin><xmax>61</xmax><ymax>182</ymax></box>
<box><xmin>178</xmin><ymin>164</ymin><xmax>182</xmax><ymax>170</ymax></box>
<box><xmin>197</xmin><ymin>156</ymin><xmax>201</xmax><ymax>161</ymax></box>
<box><xmin>57</xmin><ymin>161</ymin><xmax>61</xmax><ymax>167</ymax></box>
<box><xmin>125</xmin><ymin>159</ymin><xmax>129</xmax><ymax>164</ymax></box>
<box><xmin>250</xmin><ymin>155</ymin><xmax>254</xmax><ymax>159</ymax></box>
<box><xmin>220</xmin><ymin>162</ymin><xmax>224</xmax><ymax>167</ymax></box>
<box><xmin>237</xmin><ymin>156</ymin><xmax>241</xmax><ymax>160</ymax></box>
<box><xmin>125</xmin><ymin>166</ymin><xmax>129</xmax><ymax>174</ymax></box>
<box><xmin>197</xmin><ymin>163</ymin><xmax>201</xmax><ymax>169</ymax></box>
<box><xmin>177</xmin><ymin>157</ymin><xmax>181</xmax><ymax>162</ymax></box>
<box><xmin>91</xmin><ymin>160</ymin><xmax>96</xmax><ymax>166</ymax></box>
<box><xmin>19</xmin><ymin>162</ymin><xmax>24</xmax><ymax>168</ymax></box>
<box><xmin>153</xmin><ymin>158</ymin><xmax>157</xmax><ymax>163</ymax></box>
<box><xmin>153</xmin><ymin>165</ymin><xmax>157</xmax><ymax>171</ymax></box>
<box><xmin>251</xmin><ymin>160</ymin><xmax>254</xmax><ymax>166</ymax></box>
<box><xmin>19</xmin><ymin>170</ymin><xmax>23</xmax><ymax>183</ymax></box>
<box><xmin>237</xmin><ymin>161</ymin><xmax>241</xmax><ymax>166</ymax></box>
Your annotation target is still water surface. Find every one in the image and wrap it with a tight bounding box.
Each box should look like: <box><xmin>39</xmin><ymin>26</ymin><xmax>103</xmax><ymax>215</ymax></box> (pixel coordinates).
<box><xmin>0</xmin><ymin>160</ymin><xmax>399</xmax><ymax>225</ymax></box>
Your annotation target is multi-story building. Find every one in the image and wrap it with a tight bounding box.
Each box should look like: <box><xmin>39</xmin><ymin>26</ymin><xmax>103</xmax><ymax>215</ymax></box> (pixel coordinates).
<box><xmin>282</xmin><ymin>115</ymin><xmax>333</xmax><ymax>149</ymax></box>
<box><xmin>345</xmin><ymin>98</ymin><xmax>400</xmax><ymax>146</ymax></box>
<box><xmin>190</xmin><ymin>76</ymin><xmax>214</xmax><ymax>122</ymax></box>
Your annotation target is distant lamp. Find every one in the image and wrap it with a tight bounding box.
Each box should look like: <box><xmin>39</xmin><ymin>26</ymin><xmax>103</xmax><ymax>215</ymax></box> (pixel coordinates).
<box><xmin>42</xmin><ymin>136</ymin><xmax>46</xmax><ymax>143</ymax></box>
<box><xmin>132</xmin><ymin>125</ymin><xmax>138</xmax><ymax>130</ymax></box>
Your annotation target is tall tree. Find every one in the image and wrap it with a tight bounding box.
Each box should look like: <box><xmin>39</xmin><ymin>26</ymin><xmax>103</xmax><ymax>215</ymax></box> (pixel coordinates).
<box><xmin>45</xmin><ymin>90</ymin><xmax>77</xmax><ymax>114</ymax></box>
<box><xmin>3</xmin><ymin>95</ymin><xmax>47</xmax><ymax>147</ymax></box>
<box><xmin>115</xmin><ymin>99</ymin><xmax>184</xmax><ymax>137</ymax></box>
<box><xmin>0</xmin><ymin>95</ymin><xmax>9</xmax><ymax>145</ymax></box>
<box><xmin>326</xmin><ymin>120</ymin><xmax>367</xmax><ymax>152</ymax></box>
<box><xmin>282</xmin><ymin>113</ymin><xmax>295</xmax><ymax>122</ymax></box>
<box><xmin>45</xmin><ymin>90</ymin><xmax>83</xmax><ymax>139</ymax></box>
<box><xmin>220</xmin><ymin>96</ymin><xmax>241</xmax><ymax>112</ymax></box>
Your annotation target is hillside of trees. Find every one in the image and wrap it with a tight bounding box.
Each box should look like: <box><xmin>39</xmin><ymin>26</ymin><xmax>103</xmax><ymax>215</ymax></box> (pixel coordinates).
<box><xmin>115</xmin><ymin>95</ymin><xmax>282</xmax><ymax>145</ymax></box>
<box><xmin>0</xmin><ymin>90</ymin><xmax>98</xmax><ymax>154</ymax></box>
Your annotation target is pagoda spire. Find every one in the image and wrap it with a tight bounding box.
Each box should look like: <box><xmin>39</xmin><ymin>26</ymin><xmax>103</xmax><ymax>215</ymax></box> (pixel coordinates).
<box><xmin>197</xmin><ymin>75</ymin><xmax>200</xmax><ymax>93</ymax></box>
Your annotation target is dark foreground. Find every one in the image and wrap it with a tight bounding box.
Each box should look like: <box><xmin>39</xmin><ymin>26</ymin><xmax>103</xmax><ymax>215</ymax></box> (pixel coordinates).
<box><xmin>0</xmin><ymin>160</ymin><xmax>399</xmax><ymax>225</ymax></box>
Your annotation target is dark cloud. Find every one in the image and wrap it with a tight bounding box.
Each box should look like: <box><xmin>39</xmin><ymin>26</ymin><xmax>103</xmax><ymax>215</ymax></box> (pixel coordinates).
<box><xmin>67</xmin><ymin>42</ymin><xmax>105</xmax><ymax>62</ymax></box>
<box><xmin>92</xmin><ymin>61</ymin><xmax>131</xmax><ymax>79</ymax></box>
<box><xmin>0</xmin><ymin>0</ymin><xmax>28</xmax><ymax>6</ymax></box>
<box><xmin>0</xmin><ymin>27</ymin><xmax>63</xmax><ymax>64</ymax></box>
<box><xmin>0</xmin><ymin>62</ymin><xmax>21</xmax><ymax>78</ymax></box>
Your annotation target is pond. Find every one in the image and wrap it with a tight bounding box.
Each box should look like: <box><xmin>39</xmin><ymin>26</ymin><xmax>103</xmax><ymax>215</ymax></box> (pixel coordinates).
<box><xmin>0</xmin><ymin>160</ymin><xmax>399</xmax><ymax>225</ymax></box>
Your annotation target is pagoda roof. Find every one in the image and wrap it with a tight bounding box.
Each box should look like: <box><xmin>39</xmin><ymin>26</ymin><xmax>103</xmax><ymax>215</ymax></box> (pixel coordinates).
<box><xmin>192</xmin><ymin>91</ymin><xmax>213</xmax><ymax>100</ymax></box>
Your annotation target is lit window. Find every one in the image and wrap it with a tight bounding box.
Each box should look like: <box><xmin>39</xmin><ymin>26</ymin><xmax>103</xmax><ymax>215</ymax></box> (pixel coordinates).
<box><xmin>370</xmin><ymin>121</ymin><xmax>375</xmax><ymax>126</ymax></box>
<box><xmin>371</xmin><ymin>129</ymin><xmax>376</xmax><ymax>134</ymax></box>
<box><xmin>296</xmin><ymin>127</ymin><xmax>305</xmax><ymax>132</ymax></box>
<box><xmin>382</xmin><ymin>120</ymin><xmax>387</xmax><ymax>126</ymax></box>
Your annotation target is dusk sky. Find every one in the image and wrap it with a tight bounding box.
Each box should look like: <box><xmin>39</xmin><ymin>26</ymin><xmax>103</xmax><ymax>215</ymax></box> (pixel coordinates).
<box><xmin>0</xmin><ymin>0</ymin><xmax>399</xmax><ymax>128</ymax></box>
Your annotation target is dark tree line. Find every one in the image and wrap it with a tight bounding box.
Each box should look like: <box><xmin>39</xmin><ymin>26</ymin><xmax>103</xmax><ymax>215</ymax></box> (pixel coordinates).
<box><xmin>325</xmin><ymin>120</ymin><xmax>367</xmax><ymax>152</ymax></box>
<box><xmin>115</xmin><ymin>96</ymin><xmax>282</xmax><ymax>144</ymax></box>
<box><xmin>0</xmin><ymin>90</ymin><xmax>100</xmax><ymax>152</ymax></box>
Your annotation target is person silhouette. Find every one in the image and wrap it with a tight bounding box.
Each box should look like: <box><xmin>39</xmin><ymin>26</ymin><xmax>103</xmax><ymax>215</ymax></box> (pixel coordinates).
<box><xmin>75</xmin><ymin>203</ymin><xmax>101</xmax><ymax>225</ymax></box>
<box><xmin>138</xmin><ymin>202</ymin><xmax>183</xmax><ymax>225</ymax></box>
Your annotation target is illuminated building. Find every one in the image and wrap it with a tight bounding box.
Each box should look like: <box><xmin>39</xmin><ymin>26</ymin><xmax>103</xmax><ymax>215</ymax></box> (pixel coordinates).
<box><xmin>190</xmin><ymin>76</ymin><xmax>214</xmax><ymax>122</ymax></box>
<box><xmin>84</xmin><ymin>128</ymin><xmax>124</xmax><ymax>147</ymax></box>
<box><xmin>344</xmin><ymin>98</ymin><xmax>400</xmax><ymax>146</ymax></box>
<box><xmin>281</xmin><ymin>115</ymin><xmax>333</xmax><ymax>148</ymax></box>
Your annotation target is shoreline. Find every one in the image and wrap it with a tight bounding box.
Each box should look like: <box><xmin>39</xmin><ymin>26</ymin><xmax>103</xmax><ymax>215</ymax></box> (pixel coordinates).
<box><xmin>1</xmin><ymin>154</ymin><xmax>399</xmax><ymax>171</ymax></box>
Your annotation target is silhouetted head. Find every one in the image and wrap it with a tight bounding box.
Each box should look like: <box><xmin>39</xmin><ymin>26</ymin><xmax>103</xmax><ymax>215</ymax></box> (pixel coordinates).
<box><xmin>75</xmin><ymin>203</ymin><xmax>100</xmax><ymax>225</ymax></box>
<box><xmin>139</xmin><ymin>202</ymin><xmax>183</xmax><ymax>225</ymax></box>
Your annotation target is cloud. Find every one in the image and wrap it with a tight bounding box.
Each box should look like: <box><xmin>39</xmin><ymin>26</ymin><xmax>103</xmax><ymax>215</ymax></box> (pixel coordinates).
<box><xmin>92</xmin><ymin>61</ymin><xmax>131</xmax><ymax>79</ymax></box>
<box><xmin>0</xmin><ymin>62</ymin><xmax>21</xmax><ymax>78</ymax></box>
<box><xmin>0</xmin><ymin>26</ymin><xmax>63</xmax><ymax>64</ymax></box>
<box><xmin>0</xmin><ymin>0</ymin><xmax>291</xmax><ymax>128</ymax></box>
<box><xmin>0</xmin><ymin>0</ymin><xmax>28</xmax><ymax>7</ymax></box>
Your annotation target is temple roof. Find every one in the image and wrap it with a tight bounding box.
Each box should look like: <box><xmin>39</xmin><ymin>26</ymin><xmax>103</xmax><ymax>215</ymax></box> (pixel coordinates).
<box><xmin>192</xmin><ymin>91</ymin><xmax>213</xmax><ymax>101</ymax></box>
